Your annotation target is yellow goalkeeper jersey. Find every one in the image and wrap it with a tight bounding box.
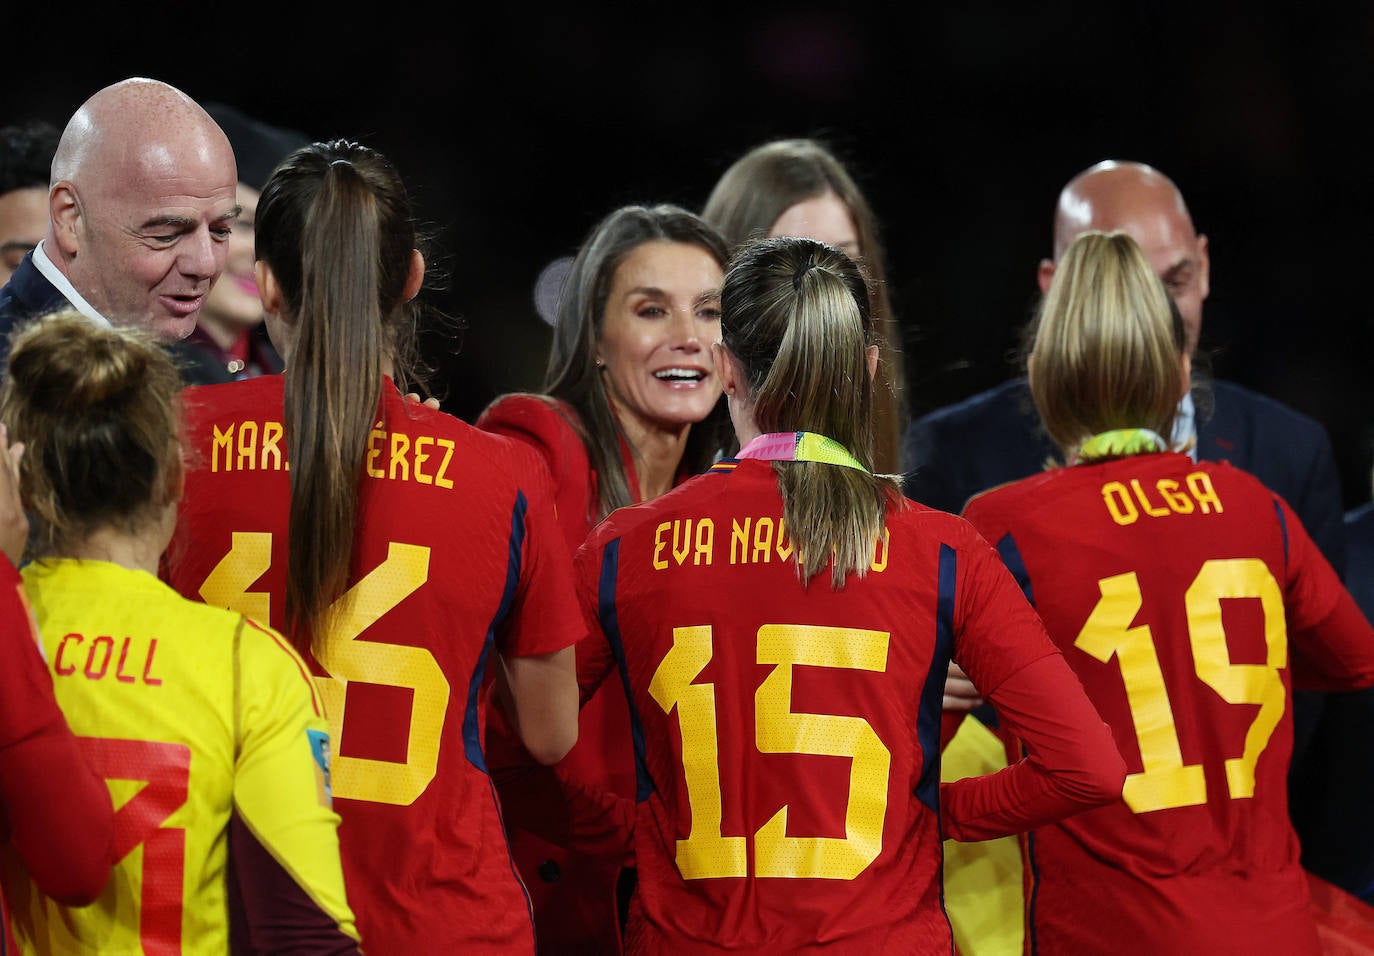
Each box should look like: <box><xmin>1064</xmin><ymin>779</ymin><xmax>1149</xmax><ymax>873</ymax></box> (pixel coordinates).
<box><xmin>1</xmin><ymin>558</ymin><xmax>359</xmax><ymax>955</ymax></box>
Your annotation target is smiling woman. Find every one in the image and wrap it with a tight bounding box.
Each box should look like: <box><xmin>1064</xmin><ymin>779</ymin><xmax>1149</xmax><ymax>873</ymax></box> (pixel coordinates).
<box><xmin>477</xmin><ymin>203</ymin><xmax>732</xmax><ymax>954</ymax></box>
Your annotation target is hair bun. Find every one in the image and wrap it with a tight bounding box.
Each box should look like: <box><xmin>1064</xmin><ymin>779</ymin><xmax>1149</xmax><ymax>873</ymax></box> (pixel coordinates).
<box><xmin>6</xmin><ymin>310</ymin><xmax>152</xmax><ymax>410</ymax></box>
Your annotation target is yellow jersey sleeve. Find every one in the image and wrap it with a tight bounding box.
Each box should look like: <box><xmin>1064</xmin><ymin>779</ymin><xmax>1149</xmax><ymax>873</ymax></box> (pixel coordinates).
<box><xmin>231</xmin><ymin>618</ymin><xmax>360</xmax><ymax>949</ymax></box>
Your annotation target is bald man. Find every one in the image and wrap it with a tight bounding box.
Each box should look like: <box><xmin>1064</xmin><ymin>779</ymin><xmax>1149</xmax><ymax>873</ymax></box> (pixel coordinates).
<box><xmin>0</xmin><ymin>77</ymin><xmax>238</xmax><ymax>366</ymax></box>
<box><xmin>903</xmin><ymin>160</ymin><xmax>1344</xmax><ymax>573</ymax></box>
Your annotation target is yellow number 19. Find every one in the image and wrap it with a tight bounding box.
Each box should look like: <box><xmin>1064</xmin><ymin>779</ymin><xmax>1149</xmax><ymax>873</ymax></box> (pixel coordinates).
<box><xmin>1074</xmin><ymin>558</ymin><xmax>1286</xmax><ymax>814</ymax></box>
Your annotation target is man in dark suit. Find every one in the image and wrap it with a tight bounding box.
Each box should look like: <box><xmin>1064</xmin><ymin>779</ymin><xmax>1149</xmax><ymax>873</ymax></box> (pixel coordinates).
<box><xmin>0</xmin><ymin>77</ymin><xmax>238</xmax><ymax>371</ymax></box>
<box><xmin>904</xmin><ymin>159</ymin><xmax>1344</xmax><ymax>571</ymax></box>
<box><xmin>911</xmin><ymin>159</ymin><xmax>1362</xmax><ymax>898</ymax></box>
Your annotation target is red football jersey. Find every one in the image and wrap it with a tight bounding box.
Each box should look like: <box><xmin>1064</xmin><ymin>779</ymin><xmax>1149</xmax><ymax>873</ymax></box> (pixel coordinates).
<box><xmin>164</xmin><ymin>376</ymin><xmax>584</xmax><ymax>954</ymax></box>
<box><xmin>0</xmin><ymin>560</ymin><xmax>113</xmax><ymax>908</ymax></box>
<box><xmin>574</xmin><ymin>458</ymin><xmax>1123</xmax><ymax>954</ymax></box>
<box><xmin>962</xmin><ymin>451</ymin><xmax>1374</xmax><ymax>956</ymax></box>
<box><xmin>477</xmin><ymin>393</ymin><xmax>639</xmax><ymax>954</ymax></box>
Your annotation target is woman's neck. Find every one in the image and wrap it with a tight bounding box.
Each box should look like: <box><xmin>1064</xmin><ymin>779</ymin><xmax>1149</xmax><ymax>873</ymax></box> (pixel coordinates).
<box><xmin>64</xmin><ymin>524</ymin><xmax>170</xmax><ymax>575</ymax></box>
<box><xmin>615</xmin><ymin>409</ymin><xmax>691</xmax><ymax>503</ymax></box>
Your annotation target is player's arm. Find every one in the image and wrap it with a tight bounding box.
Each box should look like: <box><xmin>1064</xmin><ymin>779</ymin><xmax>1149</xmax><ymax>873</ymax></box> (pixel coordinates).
<box><xmin>939</xmin><ymin>536</ymin><xmax>1125</xmax><ymax>842</ymax></box>
<box><xmin>489</xmin><ymin>479</ymin><xmax>585</xmax><ymax>767</ymax></box>
<box><xmin>231</xmin><ymin>619</ymin><xmax>361</xmax><ymax>954</ymax></box>
<box><xmin>1277</xmin><ymin>496</ymin><xmax>1374</xmax><ymax>691</ymax></box>
<box><xmin>0</xmin><ymin>431</ymin><xmax>114</xmax><ymax>904</ymax></box>
<box><xmin>0</xmin><ymin>568</ymin><xmax>114</xmax><ymax>904</ymax></box>
<box><xmin>490</xmin><ymin>534</ymin><xmax>633</xmax><ymax>861</ymax></box>
<box><xmin>497</xmin><ymin>646</ymin><xmax>578</xmax><ymax>765</ymax></box>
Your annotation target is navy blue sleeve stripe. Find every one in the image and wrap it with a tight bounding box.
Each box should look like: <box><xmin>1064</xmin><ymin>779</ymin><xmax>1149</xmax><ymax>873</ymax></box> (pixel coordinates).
<box><xmin>995</xmin><ymin>532</ymin><xmax>1035</xmax><ymax>606</ymax></box>
<box><xmin>1273</xmin><ymin>498</ymin><xmax>1290</xmax><ymax>571</ymax></box>
<box><xmin>598</xmin><ymin>539</ymin><xmax>656</xmax><ymax>802</ymax></box>
<box><xmin>463</xmin><ymin>490</ymin><xmax>528</xmax><ymax>771</ymax></box>
<box><xmin>915</xmin><ymin>542</ymin><xmax>958</xmax><ymax>812</ymax></box>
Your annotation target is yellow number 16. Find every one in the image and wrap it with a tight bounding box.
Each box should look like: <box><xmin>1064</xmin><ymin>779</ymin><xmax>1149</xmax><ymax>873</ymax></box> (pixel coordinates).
<box><xmin>649</xmin><ymin>623</ymin><xmax>891</xmax><ymax>881</ymax></box>
<box><xmin>199</xmin><ymin>531</ymin><xmax>447</xmax><ymax>807</ymax></box>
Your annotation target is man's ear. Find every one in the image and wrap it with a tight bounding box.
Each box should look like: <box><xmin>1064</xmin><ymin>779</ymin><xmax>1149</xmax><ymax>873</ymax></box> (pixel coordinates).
<box><xmin>866</xmin><ymin>344</ymin><xmax>880</xmax><ymax>381</ymax></box>
<box><xmin>50</xmin><ymin>183</ymin><xmax>80</xmax><ymax>257</ymax></box>
<box><xmin>1036</xmin><ymin>258</ymin><xmax>1056</xmax><ymax>295</ymax></box>
<box><xmin>255</xmin><ymin>261</ymin><xmax>285</xmax><ymax>316</ymax></box>
<box><xmin>711</xmin><ymin>341</ymin><xmax>738</xmax><ymax>396</ymax></box>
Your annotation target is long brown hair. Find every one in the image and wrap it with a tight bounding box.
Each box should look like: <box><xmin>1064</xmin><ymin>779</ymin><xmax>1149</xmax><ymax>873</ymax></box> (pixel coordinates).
<box><xmin>255</xmin><ymin>140</ymin><xmax>423</xmax><ymax>651</ymax></box>
<box><xmin>1</xmin><ymin>310</ymin><xmax>182</xmax><ymax>558</ymax></box>
<box><xmin>720</xmin><ymin>237</ymin><xmax>903</xmax><ymax>586</ymax></box>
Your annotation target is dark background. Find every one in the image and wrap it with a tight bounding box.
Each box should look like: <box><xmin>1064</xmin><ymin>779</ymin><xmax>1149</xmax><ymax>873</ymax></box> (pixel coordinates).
<box><xmin>6</xmin><ymin>6</ymin><xmax>1372</xmax><ymax>509</ymax></box>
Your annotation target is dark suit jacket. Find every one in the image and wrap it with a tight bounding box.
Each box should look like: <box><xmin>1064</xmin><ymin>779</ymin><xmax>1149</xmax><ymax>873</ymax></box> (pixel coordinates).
<box><xmin>0</xmin><ymin>252</ymin><xmax>229</xmax><ymax>387</ymax></box>
<box><xmin>902</xmin><ymin>376</ymin><xmax>1346</xmax><ymax>573</ymax></box>
<box><xmin>0</xmin><ymin>251</ymin><xmax>70</xmax><ymax>368</ymax></box>
<box><xmin>1347</xmin><ymin>503</ymin><xmax>1374</xmax><ymax>621</ymax></box>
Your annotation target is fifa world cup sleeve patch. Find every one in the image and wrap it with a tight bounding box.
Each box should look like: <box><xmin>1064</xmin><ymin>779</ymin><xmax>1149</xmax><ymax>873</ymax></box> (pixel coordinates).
<box><xmin>308</xmin><ymin>728</ymin><xmax>333</xmax><ymax>806</ymax></box>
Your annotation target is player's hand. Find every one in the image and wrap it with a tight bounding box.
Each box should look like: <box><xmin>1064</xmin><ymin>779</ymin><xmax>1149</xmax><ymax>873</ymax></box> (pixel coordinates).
<box><xmin>943</xmin><ymin>661</ymin><xmax>983</xmax><ymax>713</ymax></box>
<box><xmin>0</xmin><ymin>424</ymin><xmax>29</xmax><ymax>567</ymax></box>
<box><xmin>403</xmin><ymin>392</ymin><xmax>441</xmax><ymax>411</ymax></box>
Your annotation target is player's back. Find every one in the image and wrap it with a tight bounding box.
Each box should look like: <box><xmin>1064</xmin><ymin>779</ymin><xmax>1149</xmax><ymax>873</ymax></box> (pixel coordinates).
<box><xmin>166</xmin><ymin>376</ymin><xmax>582</xmax><ymax>953</ymax></box>
<box><xmin>963</xmin><ymin>451</ymin><xmax>1366</xmax><ymax>954</ymax></box>
<box><xmin>582</xmin><ymin>457</ymin><xmax>1035</xmax><ymax>953</ymax></box>
<box><xmin>4</xmin><ymin>556</ymin><xmax>353</xmax><ymax>955</ymax></box>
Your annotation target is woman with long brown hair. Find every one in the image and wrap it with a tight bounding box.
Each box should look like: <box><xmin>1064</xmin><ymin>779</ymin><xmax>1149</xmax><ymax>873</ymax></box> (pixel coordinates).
<box><xmin>165</xmin><ymin>140</ymin><xmax>582</xmax><ymax>954</ymax></box>
<box><xmin>479</xmin><ymin>202</ymin><xmax>731</xmax><ymax>953</ymax></box>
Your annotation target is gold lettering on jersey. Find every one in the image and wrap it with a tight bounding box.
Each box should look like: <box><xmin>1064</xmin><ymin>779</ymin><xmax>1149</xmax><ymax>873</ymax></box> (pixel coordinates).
<box><xmin>729</xmin><ymin>517</ymin><xmax>802</xmax><ymax>565</ymax></box>
<box><xmin>870</xmin><ymin>528</ymin><xmax>891</xmax><ymax>572</ymax></box>
<box><xmin>1186</xmin><ymin>472</ymin><xmax>1223</xmax><ymax>514</ymax></box>
<box><xmin>209</xmin><ymin>419</ymin><xmax>455</xmax><ymax>489</ymax></box>
<box><xmin>212</xmin><ymin>421</ymin><xmax>290</xmax><ymax>473</ymax></box>
<box><xmin>653</xmin><ymin>519</ymin><xmax>716</xmax><ymax>570</ymax></box>
<box><xmin>656</xmin><ymin>515</ymin><xmax>885</xmax><ymax>573</ymax></box>
<box><xmin>54</xmin><ymin>633</ymin><xmax>162</xmax><ymax>685</ymax></box>
<box><xmin>1102</xmin><ymin>471</ymin><xmax>1227</xmax><ymax>526</ymax></box>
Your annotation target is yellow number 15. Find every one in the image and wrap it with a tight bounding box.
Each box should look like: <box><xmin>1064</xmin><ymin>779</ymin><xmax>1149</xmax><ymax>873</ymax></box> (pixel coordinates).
<box><xmin>1075</xmin><ymin>558</ymin><xmax>1287</xmax><ymax>814</ymax></box>
<box><xmin>650</xmin><ymin>623</ymin><xmax>891</xmax><ymax>881</ymax></box>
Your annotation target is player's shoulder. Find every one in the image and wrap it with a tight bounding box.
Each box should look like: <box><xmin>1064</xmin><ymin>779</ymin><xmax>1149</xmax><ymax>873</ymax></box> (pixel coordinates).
<box><xmin>585</xmin><ymin>458</ymin><xmax>743</xmax><ymax>550</ymax></box>
<box><xmin>394</xmin><ymin>390</ymin><xmax>545</xmax><ymax>481</ymax></box>
<box><xmin>1186</xmin><ymin>454</ymin><xmax>1285</xmax><ymax>506</ymax></box>
<box><xmin>961</xmin><ymin>467</ymin><xmax>1059</xmax><ymax>520</ymax></box>
<box><xmin>234</xmin><ymin>615</ymin><xmax>312</xmax><ymax>672</ymax></box>
<box><xmin>477</xmin><ymin>393</ymin><xmax>588</xmax><ymax>471</ymax></box>
<box><xmin>182</xmin><ymin>374</ymin><xmax>281</xmax><ymax>422</ymax></box>
<box><xmin>883</xmin><ymin>491</ymin><xmax>997</xmax><ymax>555</ymax></box>
<box><xmin>479</xmin><ymin>392</ymin><xmax>577</xmax><ymax>433</ymax></box>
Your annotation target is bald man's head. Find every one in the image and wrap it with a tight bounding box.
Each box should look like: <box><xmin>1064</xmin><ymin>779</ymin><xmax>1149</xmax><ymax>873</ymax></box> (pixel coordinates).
<box><xmin>1037</xmin><ymin>160</ymin><xmax>1210</xmax><ymax>354</ymax></box>
<box><xmin>46</xmin><ymin>77</ymin><xmax>239</xmax><ymax>340</ymax></box>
